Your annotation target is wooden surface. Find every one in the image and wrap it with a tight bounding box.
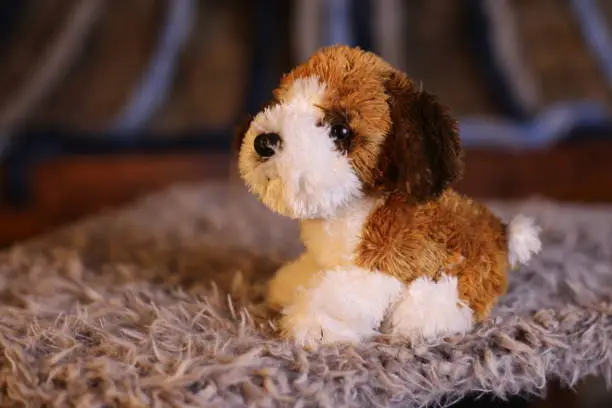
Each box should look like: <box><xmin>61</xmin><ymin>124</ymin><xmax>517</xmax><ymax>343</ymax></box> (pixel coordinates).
<box><xmin>0</xmin><ymin>153</ymin><xmax>230</xmax><ymax>245</ymax></box>
<box><xmin>458</xmin><ymin>140</ymin><xmax>612</xmax><ymax>202</ymax></box>
<box><xmin>1</xmin><ymin>140</ymin><xmax>612</xmax><ymax>246</ymax></box>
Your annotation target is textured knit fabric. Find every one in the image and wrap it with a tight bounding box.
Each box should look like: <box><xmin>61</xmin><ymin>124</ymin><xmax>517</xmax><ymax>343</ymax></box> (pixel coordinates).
<box><xmin>0</xmin><ymin>182</ymin><xmax>611</xmax><ymax>407</ymax></box>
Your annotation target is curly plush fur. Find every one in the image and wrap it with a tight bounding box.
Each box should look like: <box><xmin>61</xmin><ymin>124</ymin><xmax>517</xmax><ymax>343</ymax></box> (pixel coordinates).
<box><xmin>236</xmin><ymin>45</ymin><xmax>542</xmax><ymax>346</ymax></box>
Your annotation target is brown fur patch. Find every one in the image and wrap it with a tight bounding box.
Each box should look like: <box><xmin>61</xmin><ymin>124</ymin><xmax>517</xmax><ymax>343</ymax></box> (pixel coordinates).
<box><xmin>356</xmin><ymin>189</ymin><xmax>509</xmax><ymax>321</ymax></box>
<box><xmin>274</xmin><ymin>45</ymin><xmax>395</xmax><ymax>189</ymax></box>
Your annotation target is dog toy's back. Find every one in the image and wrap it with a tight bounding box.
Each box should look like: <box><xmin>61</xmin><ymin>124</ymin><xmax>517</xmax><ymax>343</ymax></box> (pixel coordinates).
<box><xmin>236</xmin><ymin>45</ymin><xmax>541</xmax><ymax>346</ymax></box>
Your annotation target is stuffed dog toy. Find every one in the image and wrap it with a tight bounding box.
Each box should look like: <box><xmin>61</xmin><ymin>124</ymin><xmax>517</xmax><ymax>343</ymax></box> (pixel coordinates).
<box><xmin>236</xmin><ymin>45</ymin><xmax>541</xmax><ymax>347</ymax></box>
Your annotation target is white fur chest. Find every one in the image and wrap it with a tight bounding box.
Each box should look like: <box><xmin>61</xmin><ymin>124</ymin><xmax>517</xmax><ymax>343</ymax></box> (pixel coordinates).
<box><xmin>299</xmin><ymin>198</ymin><xmax>376</xmax><ymax>269</ymax></box>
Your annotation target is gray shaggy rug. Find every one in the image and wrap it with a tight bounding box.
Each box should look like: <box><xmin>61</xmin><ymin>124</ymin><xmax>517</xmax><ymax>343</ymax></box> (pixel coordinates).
<box><xmin>0</xmin><ymin>182</ymin><xmax>611</xmax><ymax>408</ymax></box>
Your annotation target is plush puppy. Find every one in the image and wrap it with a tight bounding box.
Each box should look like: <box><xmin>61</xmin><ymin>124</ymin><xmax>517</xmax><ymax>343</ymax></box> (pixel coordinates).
<box><xmin>236</xmin><ymin>45</ymin><xmax>541</xmax><ymax>347</ymax></box>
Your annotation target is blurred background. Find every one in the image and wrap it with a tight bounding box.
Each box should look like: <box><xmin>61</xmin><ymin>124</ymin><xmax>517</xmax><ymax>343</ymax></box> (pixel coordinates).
<box><xmin>0</xmin><ymin>0</ymin><xmax>611</xmax><ymax>407</ymax></box>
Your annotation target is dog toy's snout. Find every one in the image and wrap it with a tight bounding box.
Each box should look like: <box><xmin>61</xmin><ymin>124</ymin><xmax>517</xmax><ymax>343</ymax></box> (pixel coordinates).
<box><xmin>254</xmin><ymin>133</ymin><xmax>281</xmax><ymax>159</ymax></box>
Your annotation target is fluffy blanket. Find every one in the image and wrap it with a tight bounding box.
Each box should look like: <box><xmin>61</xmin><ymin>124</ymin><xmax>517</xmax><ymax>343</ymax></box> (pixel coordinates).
<box><xmin>0</xmin><ymin>182</ymin><xmax>611</xmax><ymax>407</ymax></box>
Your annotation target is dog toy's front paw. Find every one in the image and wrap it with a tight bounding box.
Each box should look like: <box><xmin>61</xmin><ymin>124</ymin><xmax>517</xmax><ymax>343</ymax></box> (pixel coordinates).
<box><xmin>279</xmin><ymin>304</ymin><xmax>365</xmax><ymax>347</ymax></box>
<box><xmin>274</xmin><ymin>267</ymin><xmax>403</xmax><ymax>347</ymax></box>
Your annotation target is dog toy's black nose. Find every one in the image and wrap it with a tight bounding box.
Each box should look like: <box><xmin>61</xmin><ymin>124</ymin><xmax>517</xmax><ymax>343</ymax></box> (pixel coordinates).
<box><xmin>254</xmin><ymin>133</ymin><xmax>281</xmax><ymax>158</ymax></box>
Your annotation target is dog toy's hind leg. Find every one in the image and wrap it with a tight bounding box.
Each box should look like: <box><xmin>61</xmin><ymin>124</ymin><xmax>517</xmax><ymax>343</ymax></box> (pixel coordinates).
<box><xmin>387</xmin><ymin>275</ymin><xmax>474</xmax><ymax>342</ymax></box>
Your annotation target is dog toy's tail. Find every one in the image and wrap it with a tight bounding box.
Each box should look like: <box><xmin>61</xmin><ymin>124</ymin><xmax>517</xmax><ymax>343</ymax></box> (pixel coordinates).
<box><xmin>507</xmin><ymin>214</ymin><xmax>542</xmax><ymax>268</ymax></box>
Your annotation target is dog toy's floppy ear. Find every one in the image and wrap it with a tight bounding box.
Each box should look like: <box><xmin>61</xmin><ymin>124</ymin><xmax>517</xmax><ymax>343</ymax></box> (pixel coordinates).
<box><xmin>377</xmin><ymin>71</ymin><xmax>463</xmax><ymax>201</ymax></box>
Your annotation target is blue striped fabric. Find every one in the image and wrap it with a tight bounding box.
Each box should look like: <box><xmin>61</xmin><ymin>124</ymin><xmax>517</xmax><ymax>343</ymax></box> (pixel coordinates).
<box><xmin>572</xmin><ymin>0</ymin><xmax>612</xmax><ymax>89</ymax></box>
<box><xmin>324</xmin><ymin>0</ymin><xmax>354</xmax><ymax>46</ymax></box>
<box><xmin>460</xmin><ymin>0</ymin><xmax>612</xmax><ymax>148</ymax></box>
<box><xmin>108</xmin><ymin>0</ymin><xmax>195</xmax><ymax>137</ymax></box>
<box><xmin>29</xmin><ymin>0</ymin><xmax>611</xmax><ymax>150</ymax></box>
<box><xmin>459</xmin><ymin>101</ymin><xmax>610</xmax><ymax>149</ymax></box>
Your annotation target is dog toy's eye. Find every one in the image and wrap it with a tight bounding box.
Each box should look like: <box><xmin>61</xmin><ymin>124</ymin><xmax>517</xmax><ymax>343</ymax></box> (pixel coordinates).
<box><xmin>330</xmin><ymin>124</ymin><xmax>352</xmax><ymax>141</ymax></box>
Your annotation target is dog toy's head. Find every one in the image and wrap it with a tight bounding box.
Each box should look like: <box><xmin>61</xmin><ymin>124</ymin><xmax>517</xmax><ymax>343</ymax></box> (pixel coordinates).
<box><xmin>236</xmin><ymin>45</ymin><xmax>463</xmax><ymax>219</ymax></box>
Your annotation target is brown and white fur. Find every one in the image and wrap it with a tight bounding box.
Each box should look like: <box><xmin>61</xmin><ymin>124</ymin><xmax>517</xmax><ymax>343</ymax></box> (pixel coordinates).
<box><xmin>236</xmin><ymin>45</ymin><xmax>541</xmax><ymax>347</ymax></box>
